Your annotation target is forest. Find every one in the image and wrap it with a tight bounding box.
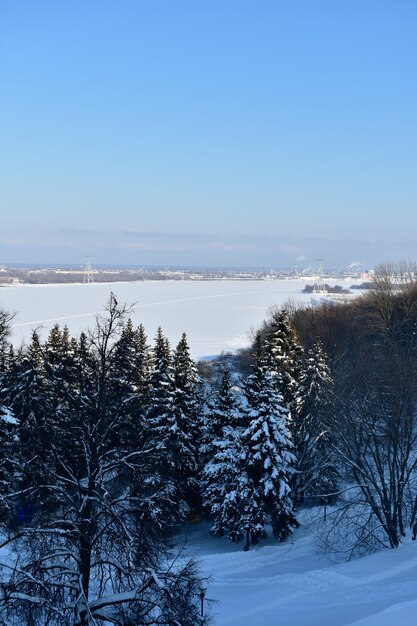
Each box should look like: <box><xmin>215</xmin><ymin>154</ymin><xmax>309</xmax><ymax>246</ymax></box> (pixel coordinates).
<box><xmin>0</xmin><ymin>262</ymin><xmax>417</xmax><ymax>625</ymax></box>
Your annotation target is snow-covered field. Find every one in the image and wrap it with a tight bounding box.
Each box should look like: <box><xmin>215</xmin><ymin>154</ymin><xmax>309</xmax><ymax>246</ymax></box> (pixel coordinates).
<box><xmin>180</xmin><ymin>512</ymin><xmax>417</xmax><ymax>626</ymax></box>
<box><xmin>0</xmin><ymin>279</ymin><xmax>353</xmax><ymax>358</ymax></box>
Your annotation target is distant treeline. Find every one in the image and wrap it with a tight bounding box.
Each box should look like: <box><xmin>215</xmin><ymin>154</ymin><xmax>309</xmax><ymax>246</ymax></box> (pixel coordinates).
<box><xmin>302</xmin><ymin>283</ymin><xmax>351</xmax><ymax>294</ymax></box>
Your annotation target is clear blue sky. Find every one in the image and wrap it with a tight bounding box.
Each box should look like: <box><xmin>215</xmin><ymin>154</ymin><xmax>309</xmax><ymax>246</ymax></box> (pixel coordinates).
<box><xmin>1</xmin><ymin>0</ymin><xmax>416</xmax><ymax>268</ymax></box>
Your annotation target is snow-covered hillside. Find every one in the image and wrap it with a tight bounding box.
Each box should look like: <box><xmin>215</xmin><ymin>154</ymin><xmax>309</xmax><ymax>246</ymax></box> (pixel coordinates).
<box><xmin>179</xmin><ymin>513</ymin><xmax>417</xmax><ymax>625</ymax></box>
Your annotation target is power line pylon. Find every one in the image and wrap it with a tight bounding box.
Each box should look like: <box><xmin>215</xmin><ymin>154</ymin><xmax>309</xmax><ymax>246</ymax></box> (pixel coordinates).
<box><xmin>84</xmin><ymin>256</ymin><xmax>94</xmax><ymax>284</ymax></box>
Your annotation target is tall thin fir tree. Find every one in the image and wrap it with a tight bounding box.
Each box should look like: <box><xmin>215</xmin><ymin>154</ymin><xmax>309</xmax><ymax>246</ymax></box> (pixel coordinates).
<box><xmin>110</xmin><ymin>320</ymin><xmax>151</xmax><ymax>446</ymax></box>
<box><xmin>170</xmin><ymin>333</ymin><xmax>202</xmax><ymax>509</ymax></box>
<box><xmin>145</xmin><ymin>327</ymin><xmax>188</xmax><ymax>519</ymax></box>
<box><xmin>0</xmin><ymin>330</ymin><xmax>15</xmax><ymax>523</ymax></box>
<box><xmin>294</xmin><ymin>341</ymin><xmax>339</xmax><ymax>503</ymax></box>
<box><xmin>202</xmin><ymin>366</ymin><xmax>246</xmax><ymax>540</ymax></box>
<box><xmin>42</xmin><ymin>324</ymin><xmax>79</xmax><ymax>452</ymax></box>
<box><xmin>243</xmin><ymin>333</ymin><xmax>298</xmax><ymax>542</ymax></box>
<box><xmin>6</xmin><ymin>332</ymin><xmax>56</xmax><ymax>504</ymax></box>
<box><xmin>265</xmin><ymin>308</ymin><xmax>304</xmax><ymax>412</ymax></box>
<box><xmin>112</xmin><ymin>320</ymin><xmax>152</xmax><ymax>395</ymax></box>
<box><xmin>201</xmin><ymin>366</ymin><xmax>242</xmax><ymax>465</ymax></box>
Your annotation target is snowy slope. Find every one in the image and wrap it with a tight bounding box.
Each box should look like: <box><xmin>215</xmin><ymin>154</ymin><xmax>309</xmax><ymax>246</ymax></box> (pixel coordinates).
<box><xmin>179</xmin><ymin>513</ymin><xmax>417</xmax><ymax>626</ymax></box>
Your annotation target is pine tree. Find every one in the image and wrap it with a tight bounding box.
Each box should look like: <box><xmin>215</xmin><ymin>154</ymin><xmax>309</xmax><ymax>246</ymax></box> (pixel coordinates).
<box><xmin>294</xmin><ymin>341</ymin><xmax>338</xmax><ymax>503</ymax></box>
<box><xmin>111</xmin><ymin>320</ymin><xmax>153</xmax><ymax>448</ymax></box>
<box><xmin>170</xmin><ymin>333</ymin><xmax>202</xmax><ymax>508</ymax></box>
<box><xmin>243</xmin><ymin>335</ymin><xmax>298</xmax><ymax>542</ymax></box>
<box><xmin>203</xmin><ymin>429</ymin><xmax>261</xmax><ymax>542</ymax></box>
<box><xmin>0</xmin><ymin>299</ymin><xmax>206</xmax><ymax>626</ymax></box>
<box><xmin>204</xmin><ymin>367</ymin><xmax>241</xmax><ymax>445</ymax></box>
<box><xmin>43</xmin><ymin>324</ymin><xmax>78</xmax><ymax>440</ymax></box>
<box><xmin>6</xmin><ymin>332</ymin><xmax>56</xmax><ymax>508</ymax></box>
<box><xmin>265</xmin><ymin>308</ymin><xmax>304</xmax><ymax>411</ymax></box>
<box><xmin>204</xmin><ymin>336</ymin><xmax>298</xmax><ymax>544</ymax></box>
<box><xmin>143</xmin><ymin>328</ymin><xmax>188</xmax><ymax>519</ymax></box>
<box><xmin>0</xmin><ymin>341</ymin><xmax>16</xmax><ymax>523</ymax></box>
<box><xmin>202</xmin><ymin>366</ymin><xmax>246</xmax><ymax>539</ymax></box>
<box><xmin>112</xmin><ymin>319</ymin><xmax>151</xmax><ymax>393</ymax></box>
<box><xmin>146</xmin><ymin>327</ymin><xmax>175</xmax><ymax>434</ymax></box>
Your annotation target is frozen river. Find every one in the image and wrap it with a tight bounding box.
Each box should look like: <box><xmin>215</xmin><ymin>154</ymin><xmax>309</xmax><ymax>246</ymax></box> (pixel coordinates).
<box><xmin>0</xmin><ymin>279</ymin><xmax>351</xmax><ymax>359</ymax></box>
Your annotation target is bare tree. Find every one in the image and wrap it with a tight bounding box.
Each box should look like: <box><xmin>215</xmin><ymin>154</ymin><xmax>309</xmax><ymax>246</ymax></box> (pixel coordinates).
<box><xmin>330</xmin><ymin>341</ymin><xmax>417</xmax><ymax>550</ymax></box>
<box><xmin>370</xmin><ymin>260</ymin><xmax>417</xmax><ymax>333</ymax></box>
<box><xmin>0</xmin><ymin>308</ymin><xmax>14</xmax><ymax>347</ymax></box>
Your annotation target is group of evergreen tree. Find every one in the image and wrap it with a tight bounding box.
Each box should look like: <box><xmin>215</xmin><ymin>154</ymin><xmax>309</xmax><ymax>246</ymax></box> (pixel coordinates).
<box><xmin>0</xmin><ymin>297</ymin><xmax>338</xmax><ymax>624</ymax></box>
<box><xmin>0</xmin><ymin>297</ymin><xmax>207</xmax><ymax>625</ymax></box>
<box><xmin>202</xmin><ymin>309</ymin><xmax>338</xmax><ymax>545</ymax></box>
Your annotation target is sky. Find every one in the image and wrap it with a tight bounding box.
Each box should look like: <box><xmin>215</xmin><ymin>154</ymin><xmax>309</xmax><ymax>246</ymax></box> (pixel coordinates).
<box><xmin>1</xmin><ymin>0</ymin><xmax>416</xmax><ymax>269</ymax></box>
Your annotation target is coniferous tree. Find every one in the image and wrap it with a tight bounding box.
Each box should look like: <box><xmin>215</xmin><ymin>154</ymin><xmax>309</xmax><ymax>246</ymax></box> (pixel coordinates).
<box><xmin>147</xmin><ymin>327</ymin><xmax>175</xmax><ymax>427</ymax></box>
<box><xmin>112</xmin><ymin>319</ymin><xmax>151</xmax><ymax>394</ymax></box>
<box><xmin>111</xmin><ymin>320</ymin><xmax>153</xmax><ymax>448</ymax></box>
<box><xmin>204</xmin><ymin>433</ymin><xmax>260</xmax><ymax>543</ymax></box>
<box><xmin>0</xmin><ymin>298</ymin><xmax>207</xmax><ymax>626</ymax></box>
<box><xmin>0</xmin><ymin>334</ymin><xmax>15</xmax><ymax>523</ymax></box>
<box><xmin>243</xmin><ymin>334</ymin><xmax>298</xmax><ymax>542</ymax></box>
<box><xmin>202</xmin><ymin>366</ymin><xmax>246</xmax><ymax>539</ymax></box>
<box><xmin>204</xmin><ymin>367</ymin><xmax>241</xmax><ymax>444</ymax></box>
<box><xmin>201</xmin><ymin>366</ymin><xmax>242</xmax><ymax>469</ymax></box>
<box><xmin>265</xmin><ymin>308</ymin><xmax>303</xmax><ymax>411</ymax></box>
<box><xmin>144</xmin><ymin>328</ymin><xmax>188</xmax><ymax>519</ymax></box>
<box><xmin>205</xmin><ymin>336</ymin><xmax>298</xmax><ymax>544</ymax></box>
<box><xmin>7</xmin><ymin>332</ymin><xmax>55</xmax><ymax>504</ymax></box>
<box><xmin>42</xmin><ymin>324</ymin><xmax>79</xmax><ymax>456</ymax></box>
<box><xmin>294</xmin><ymin>341</ymin><xmax>339</xmax><ymax>502</ymax></box>
<box><xmin>170</xmin><ymin>333</ymin><xmax>202</xmax><ymax>508</ymax></box>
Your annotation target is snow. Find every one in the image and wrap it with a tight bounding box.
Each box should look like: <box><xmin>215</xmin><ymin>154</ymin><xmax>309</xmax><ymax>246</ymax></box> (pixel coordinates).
<box><xmin>0</xmin><ymin>408</ymin><xmax>17</xmax><ymax>425</ymax></box>
<box><xmin>1</xmin><ymin>279</ymin><xmax>348</xmax><ymax>359</ymax></box>
<box><xmin>178</xmin><ymin>511</ymin><xmax>417</xmax><ymax>625</ymax></box>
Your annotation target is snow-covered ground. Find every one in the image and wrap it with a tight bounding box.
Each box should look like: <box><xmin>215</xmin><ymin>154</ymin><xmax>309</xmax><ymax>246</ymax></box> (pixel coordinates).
<box><xmin>0</xmin><ymin>279</ymin><xmax>355</xmax><ymax>358</ymax></box>
<box><xmin>178</xmin><ymin>512</ymin><xmax>417</xmax><ymax>625</ymax></box>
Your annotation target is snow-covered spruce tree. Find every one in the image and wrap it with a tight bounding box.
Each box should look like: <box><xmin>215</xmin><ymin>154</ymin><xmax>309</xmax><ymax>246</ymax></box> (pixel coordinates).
<box><xmin>294</xmin><ymin>341</ymin><xmax>339</xmax><ymax>503</ymax></box>
<box><xmin>112</xmin><ymin>320</ymin><xmax>153</xmax><ymax>397</ymax></box>
<box><xmin>134</xmin><ymin>323</ymin><xmax>153</xmax><ymax>391</ymax></box>
<box><xmin>242</xmin><ymin>333</ymin><xmax>298</xmax><ymax>542</ymax></box>
<box><xmin>44</xmin><ymin>324</ymin><xmax>73</xmax><ymax>370</ymax></box>
<box><xmin>144</xmin><ymin>328</ymin><xmax>186</xmax><ymax>514</ymax></box>
<box><xmin>0</xmin><ymin>296</ymin><xmax>208</xmax><ymax>626</ymax></box>
<box><xmin>42</xmin><ymin>324</ymin><xmax>87</xmax><ymax>469</ymax></box>
<box><xmin>147</xmin><ymin>327</ymin><xmax>175</xmax><ymax>428</ymax></box>
<box><xmin>202</xmin><ymin>366</ymin><xmax>241</xmax><ymax>453</ymax></box>
<box><xmin>5</xmin><ymin>331</ymin><xmax>57</xmax><ymax>508</ymax></box>
<box><xmin>0</xmin><ymin>407</ymin><xmax>15</xmax><ymax>523</ymax></box>
<box><xmin>265</xmin><ymin>308</ymin><xmax>304</xmax><ymax>411</ymax></box>
<box><xmin>0</xmin><ymin>313</ymin><xmax>15</xmax><ymax>523</ymax></box>
<box><xmin>0</xmin><ymin>341</ymin><xmax>17</xmax><ymax>523</ymax></box>
<box><xmin>202</xmin><ymin>366</ymin><xmax>248</xmax><ymax>540</ymax></box>
<box><xmin>170</xmin><ymin>333</ymin><xmax>202</xmax><ymax>509</ymax></box>
<box><xmin>110</xmin><ymin>319</ymin><xmax>153</xmax><ymax>451</ymax></box>
<box><xmin>204</xmin><ymin>337</ymin><xmax>298</xmax><ymax>544</ymax></box>
<box><xmin>205</xmin><ymin>439</ymin><xmax>262</xmax><ymax>543</ymax></box>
